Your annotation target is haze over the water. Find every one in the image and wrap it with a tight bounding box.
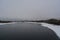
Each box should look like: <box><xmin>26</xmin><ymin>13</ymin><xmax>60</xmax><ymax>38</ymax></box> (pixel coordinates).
<box><xmin>0</xmin><ymin>0</ymin><xmax>60</xmax><ymax>20</ymax></box>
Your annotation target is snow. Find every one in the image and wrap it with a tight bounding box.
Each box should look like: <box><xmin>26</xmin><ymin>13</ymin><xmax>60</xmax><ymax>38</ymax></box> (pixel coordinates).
<box><xmin>0</xmin><ymin>22</ymin><xmax>16</xmax><ymax>25</ymax></box>
<box><xmin>40</xmin><ymin>23</ymin><xmax>60</xmax><ymax>38</ymax></box>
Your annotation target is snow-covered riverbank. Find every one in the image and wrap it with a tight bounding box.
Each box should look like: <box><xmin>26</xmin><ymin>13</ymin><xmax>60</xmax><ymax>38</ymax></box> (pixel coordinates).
<box><xmin>0</xmin><ymin>22</ymin><xmax>16</xmax><ymax>25</ymax></box>
<box><xmin>40</xmin><ymin>23</ymin><xmax>60</xmax><ymax>38</ymax></box>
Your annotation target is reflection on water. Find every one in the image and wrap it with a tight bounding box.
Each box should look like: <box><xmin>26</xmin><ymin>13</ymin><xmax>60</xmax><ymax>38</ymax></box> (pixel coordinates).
<box><xmin>0</xmin><ymin>22</ymin><xmax>59</xmax><ymax>40</ymax></box>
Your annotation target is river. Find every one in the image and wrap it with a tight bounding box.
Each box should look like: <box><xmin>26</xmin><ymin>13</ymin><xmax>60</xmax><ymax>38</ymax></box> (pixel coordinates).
<box><xmin>0</xmin><ymin>22</ymin><xmax>59</xmax><ymax>40</ymax></box>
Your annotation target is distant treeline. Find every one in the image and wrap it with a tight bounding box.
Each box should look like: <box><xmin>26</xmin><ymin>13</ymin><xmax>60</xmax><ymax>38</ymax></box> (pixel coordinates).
<box><xmin>0</xmin><ymin>18</ymin><xmax>60</xmax><ymax>25</ymax></box>
<box><xmin>30</xmin><ymin>19</ymin><xmax>60</xmax><ymax>25</ymax></box>
<box><xmin>0</xmin><ymin>20</ymin><xmax>12</xmax><ymax>23</ymax></box>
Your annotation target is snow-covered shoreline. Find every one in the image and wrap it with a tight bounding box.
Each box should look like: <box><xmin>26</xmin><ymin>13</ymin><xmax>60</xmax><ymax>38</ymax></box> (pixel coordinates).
<box><xmin>40</xmin><ymin>23</ymin><xmax>60</xmax><ymax>38</ymax></box>
<box><xmin>0</xmin><ymin>22</ymin><xmax>16</xmax><ymax>25</ymax></box>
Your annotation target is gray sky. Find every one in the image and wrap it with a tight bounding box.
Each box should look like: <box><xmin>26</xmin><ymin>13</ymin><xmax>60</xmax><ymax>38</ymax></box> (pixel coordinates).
<box><xmin>0</xmin><ymin>0</ymin><xmax>60</xmax><ymax>20</ymax></box>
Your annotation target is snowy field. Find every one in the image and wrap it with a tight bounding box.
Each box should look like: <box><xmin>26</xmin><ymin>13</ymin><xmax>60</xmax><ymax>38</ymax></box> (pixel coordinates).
<box><xmin>0</xmin><ymin>22</ymin><xmax>60</xmax><ymax>38</ymax></box>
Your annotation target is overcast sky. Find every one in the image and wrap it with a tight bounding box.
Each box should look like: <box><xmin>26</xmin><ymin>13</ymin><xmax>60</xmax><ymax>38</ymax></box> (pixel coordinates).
<box><xmin>0</xmin><ymin>0</ymin><xmax>60</xmax><ymax>20</ymax></box>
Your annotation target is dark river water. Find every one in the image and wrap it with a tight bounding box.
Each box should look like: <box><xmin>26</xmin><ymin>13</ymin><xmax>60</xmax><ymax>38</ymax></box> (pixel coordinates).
<box><xmin>0</xmin><ymin>22</ymin><xmax>59</xmax><ymax>40</ymax></box>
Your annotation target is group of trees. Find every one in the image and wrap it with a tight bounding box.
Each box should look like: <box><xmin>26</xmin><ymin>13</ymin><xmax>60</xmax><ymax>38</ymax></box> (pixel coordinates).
<box><xmin>43</xmin><ymin>19</ymin><xmax>60</xmax><ymax>25</ymax></box>
<box><xmin>0</xmin><ymin>18</ymin><xmax>60</xmax><ymax>25</ymax></box>
<box><xmin>0</xmin><ymin>20</ymin><xmax>12</xmax><ymax>23</ymax></box>
<box><xmin>30</xmin><ymin>18</ymin><xmax>60</xmax><ymax>25</ymax></box>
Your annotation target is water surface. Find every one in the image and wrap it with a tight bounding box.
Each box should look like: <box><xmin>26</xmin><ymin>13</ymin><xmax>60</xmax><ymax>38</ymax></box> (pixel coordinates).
<box><xmin>0</xmin><ymin>22</ymin><xmax>59</xmax><ymax>40</ymax></box>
